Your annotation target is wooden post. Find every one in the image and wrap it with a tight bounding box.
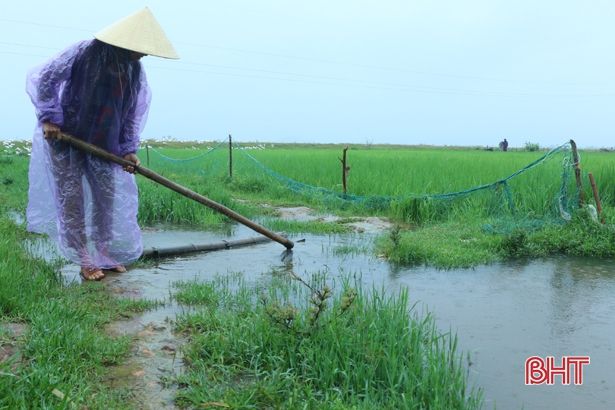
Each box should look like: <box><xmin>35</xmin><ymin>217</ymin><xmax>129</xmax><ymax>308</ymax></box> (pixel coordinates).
<box><xmin>146</xmin><ymin>145</ymin><xmax>150</xmax><ymax>167</ymax></box>
<box><xmin>228</xmin><ymin>134</ymin><xmax>233</xmax><ymax>179</ymax></box>
<box><xmin>588</xmin><ymin>173</ymin><xmax>604</xmax><ymax>223</ymax></box>
<box><xmin>570</xmin><ymin>139</ymin><xmax>585</xmax><ymax>207</ymax></box>
<box><xmin>339</xmin><ymin>146</ymin><xmax>350</xmax><ymax>195</ymax></box>
<box><xmin>56</xmin><ymin>132</ymin><xmax>294</xmax><ymax>250</ymax></box>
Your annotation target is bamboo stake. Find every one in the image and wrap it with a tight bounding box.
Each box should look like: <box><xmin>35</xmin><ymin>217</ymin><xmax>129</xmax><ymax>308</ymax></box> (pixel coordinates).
<box><xmin>146</xmin><ymin>144</ymin><xmax>150</xmax><ymax>167</ymax></box>
<box><xmin>56</xmin><ymin>133</ymin><xmax>294</xmax><ymax>250</ymax></box>
<box><xmin>588</xmin><ymin>173</ymin><xmax>604</xmax><ymax>223</ymax></box>
<box><xmin>228</xmin><ymin>134</ymin><xmax>233</xmax><ymax>179</ymax></box>
<box><xmin>339</xmin><ymin>146</ymin><xmax>350</xmax><ymax>195</ymax></box>
<box><xmin>569</xmin><ymin>139</ymin><xmax>585</xmax><ymax>207</ymax></box>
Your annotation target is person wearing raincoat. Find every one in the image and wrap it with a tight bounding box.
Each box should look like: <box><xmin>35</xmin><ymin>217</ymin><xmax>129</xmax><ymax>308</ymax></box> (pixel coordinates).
<box><xmin>26</xmin><ymin>8</ymin><xmax>179</xmax><ymax>280</ymax></box>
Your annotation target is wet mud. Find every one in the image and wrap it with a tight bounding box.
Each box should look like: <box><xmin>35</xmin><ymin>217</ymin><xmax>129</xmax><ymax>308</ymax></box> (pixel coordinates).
<box><xmin>262</xmin><ymin>204</ymin><xmax>393</xmax><ymax>233</ymax></box>
<box><xmin>105</xmin><ymin>310</ymin><xmax>183</xmax><ymax>410</ymax></box>
<box><xmin>0</xmin><ymin>322</ymin><xmax>27</xmax><ymax>370</ymax></box>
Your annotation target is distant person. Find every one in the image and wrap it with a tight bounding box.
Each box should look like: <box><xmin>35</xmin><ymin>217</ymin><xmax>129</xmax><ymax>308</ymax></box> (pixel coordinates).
<box><xmin>26</xmin><ymin>8</ymin><xmax>179</xmax><ymax>281</ymax></box>
<box><xmin>499</xmin><ymin>138</ymin><xmax>509</xmax><ymax>151</ymax></box>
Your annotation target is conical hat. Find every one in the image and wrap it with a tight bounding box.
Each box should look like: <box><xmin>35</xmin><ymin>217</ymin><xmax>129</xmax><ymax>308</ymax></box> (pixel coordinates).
<box><xmin>95</xmin><ymin>7</ymin><xmax>179</xmax><ymax>59</ymax></box>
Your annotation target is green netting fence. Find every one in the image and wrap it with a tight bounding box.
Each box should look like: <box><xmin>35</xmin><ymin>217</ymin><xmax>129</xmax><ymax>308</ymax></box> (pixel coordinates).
<box><xmin>143</xmin><ymin>141</ymin><xmax>580</xmax><ymax>233</ymax></box>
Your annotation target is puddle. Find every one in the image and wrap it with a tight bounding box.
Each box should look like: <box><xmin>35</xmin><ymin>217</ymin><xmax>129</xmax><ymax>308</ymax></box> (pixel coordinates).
<box><xmin>6</xmin><ymin>210</ymin><xmax>24</xmax><ymax>226</ymax></box>
<box><xmin>263</xmin><ymin>204</ymin><xmax>393</xmax><ymax>233</ymax></box>
<box><xmin>19</xmin><ymin>222</ymin><xmax>615</xmax><ymax>409</ymax></box>
<box><xmin>106</xmin><ymin>309</ymin><xmax>183</xmax><ymax>410</ymax></box>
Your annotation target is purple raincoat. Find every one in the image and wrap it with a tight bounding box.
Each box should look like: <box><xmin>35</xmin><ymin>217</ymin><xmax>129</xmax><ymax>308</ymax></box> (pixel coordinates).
<box><xmin>26</xmin><ymin>39</ymin><xmax>151</xmax><ymax>269</ymax></box>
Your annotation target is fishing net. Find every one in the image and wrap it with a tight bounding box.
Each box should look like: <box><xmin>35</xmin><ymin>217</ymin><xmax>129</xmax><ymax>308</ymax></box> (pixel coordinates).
<box><xmin>143</xmin><ymin>141</ymin><xmax>579</xmax><ymax>234</ymax></box>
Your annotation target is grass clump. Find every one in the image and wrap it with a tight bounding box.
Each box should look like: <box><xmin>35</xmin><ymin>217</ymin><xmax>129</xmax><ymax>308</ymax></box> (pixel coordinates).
<box><xmin>332</xmin><ymin>244</ymin><xmax>370</xmax><ymax>256</ymax></box>
<box><xmin>524</xmin><ymin>142</ymin><xmax>541</xmax><ymax>152</ymax></box>
<box><xmin>377</xmin><ymin>221</ymin><xmax>500</xmax><ymax>269</ymax></box>
<box><xmin>377</xmin><ymin>209</ymin><xmax>615</xmax><ymax>269</ymax></box>
<box><xmin>173</xmin><ymin>273</ymin><xmax>482</xmax><ymax>409</ymax></box>
<box><xmin>498</xmin><ymin>210</ymin><xmax>615</xmax><ymax>258</ymax></box>
<box><xmin>261</xmin><ymin>218</ymin><xmax>351</xmax><ymax>234</ymax></box>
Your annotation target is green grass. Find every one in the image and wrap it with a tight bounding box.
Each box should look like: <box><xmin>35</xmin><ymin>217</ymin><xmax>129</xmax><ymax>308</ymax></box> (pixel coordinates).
<box><xmin>332</xmin><ymin>243</ymin><xmax>371</xmax><ymax>256</ymax></box>
<box><xmin>261</xmin><ymin>218</ymin><xmax>351</xmax><ymax>234</ymax></box>
<box><xmin>0</xmin><ymin>216</ymin><xmax>163</xmax><ymax>408</ymax></box>
<box><xmin>497</xmin><ymin>208</ymin><xmax>615</xmax><ymax>258</ymax></box>
<box><xmin>377</xmin><ymin>222</ymin><xmax>500</xmax><ymax>269</ymax></box>
<box><xmin>0</xmin><ymin>153</ymin><xmax>161</xmax><ymax>409</ymax></box>
<box><xmin>173</xmin><ymin>273</ymin><xmax>483</xmax><ymax>409</ymax></box>
<box><xmin>375</xmin><ymin>209</ymin><xmax>615</xmax><ymax>269</ymax></box>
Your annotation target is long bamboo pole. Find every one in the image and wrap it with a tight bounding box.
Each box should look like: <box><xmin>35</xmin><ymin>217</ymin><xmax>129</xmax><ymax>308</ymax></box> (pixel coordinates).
<box><xmin>142</xmin><ymin>236</ymin><xmax>272</xmax><ymax>259</ymax></box>
<box><xmin>56</xmin><ymin>133</ymin><xmax>294</xmax><ymax>250</ymax></box>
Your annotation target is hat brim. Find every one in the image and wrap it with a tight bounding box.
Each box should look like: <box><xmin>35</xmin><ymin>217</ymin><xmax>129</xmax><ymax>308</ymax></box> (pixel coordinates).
<box><xmin>94</xmin><ymin>7</ymin><xmax>179</xmax><ymax>60</ymax></box>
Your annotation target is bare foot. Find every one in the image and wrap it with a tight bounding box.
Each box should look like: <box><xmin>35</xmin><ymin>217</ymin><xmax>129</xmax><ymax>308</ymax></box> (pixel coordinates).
<box><xmin>80</xmin><ymin>267</ymin><xmax>105</xmax><ymax>281</ymax></box>
<box><xmin>105</xmin><ymin>265</ymin><xmax>127</xmax><ymax>273</ymax></box>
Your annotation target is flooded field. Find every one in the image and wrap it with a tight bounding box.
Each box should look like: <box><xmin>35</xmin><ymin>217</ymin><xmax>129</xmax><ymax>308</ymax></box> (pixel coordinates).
<box><xmin>28</xmin><ymin>223</ymin><xmax>615</xmax><ymax>409</ymax></box>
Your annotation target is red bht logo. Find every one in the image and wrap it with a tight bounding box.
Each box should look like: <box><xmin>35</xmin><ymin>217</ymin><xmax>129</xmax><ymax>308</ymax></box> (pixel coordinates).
<box><xmin>525</xmin><ymin>356</ymin><xmax>590</xmax><ymax>385</ymax></box>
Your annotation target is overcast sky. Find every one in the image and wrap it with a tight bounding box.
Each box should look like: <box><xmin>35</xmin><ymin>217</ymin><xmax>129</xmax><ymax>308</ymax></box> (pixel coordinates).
<box><xmin>2</xmin><ymin>1</ymin><xmax>615</xmax><ymax>147</ymax></box>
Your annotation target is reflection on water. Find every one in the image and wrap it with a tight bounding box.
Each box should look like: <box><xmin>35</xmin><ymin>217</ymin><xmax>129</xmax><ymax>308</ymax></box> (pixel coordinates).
<box><xmin>390</xmin><ymin>258</ymin><xmax>615</xmax><ymax>410</ymax></box>
<box><xmin>23</xmin><ymin>225</ymin><xmax>615</xmax><ymax>410</ymax></box>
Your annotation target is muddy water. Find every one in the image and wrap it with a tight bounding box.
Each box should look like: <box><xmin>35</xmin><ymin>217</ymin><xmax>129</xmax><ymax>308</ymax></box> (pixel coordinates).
<box><xmin>392</xmin><ymin>259</ymin><xmax>615</xmax><ymax>410</ymax></box>
<box><xmin>105</xmin><ymin>308</ymin><xmax>184</xmax><ymax>409</ymax></box>
<box><xmin>26</xmin><ymin>224</ymin><xmax>615</xmax><ymax>409</ymax></box>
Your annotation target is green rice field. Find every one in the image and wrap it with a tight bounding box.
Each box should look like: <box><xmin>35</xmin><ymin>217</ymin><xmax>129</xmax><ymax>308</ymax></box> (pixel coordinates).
<box><xmin>139</xmin><ymin>141</ymin><xmax>615</xmax><ymax>217</ymax></box>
